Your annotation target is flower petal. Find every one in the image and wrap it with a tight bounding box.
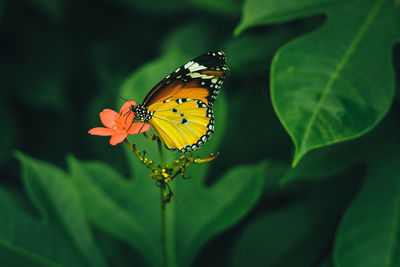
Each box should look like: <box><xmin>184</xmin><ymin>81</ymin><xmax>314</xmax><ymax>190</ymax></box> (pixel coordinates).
<box><xmin>100</xmin><ymin>109</ymin><xmax>118</xmax><ymax>128</ymax></box>
<box><xmin>109</xmin><ymin>132</ymin><xmax>127</xmax><ymax>145</ymax></box>
<box><xmin>89</xmin><ymin>127</ymin><xmax>115</xmax><ymax>136</ymax></box>
<box><xmin>127</xmin><ymin>122</ymin><xmax>151</xmax><ymax>135</ymax></box>
<box><xmin>120</xmin><ymin>112</ymin><xmax>135</xmax><ymax>130</ymax></box>
<box><xmin>120</xmin><ymin>100</ymin><xmax>137</xmax><ymax>115</ymax></box>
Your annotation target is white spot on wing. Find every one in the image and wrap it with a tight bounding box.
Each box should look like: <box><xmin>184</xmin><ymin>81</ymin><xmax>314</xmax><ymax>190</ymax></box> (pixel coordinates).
<box><xmin>187</xmin><ymin>73</ymin><xmax>213</xmax><ymax>79</ymax></box>
<box><xmin>184</xmin><ymin>61</ymin><xmax>194</xmax><ymax>69</ymax></box>
<box><xmin>188</xmin><ymin>62</ymin><xmax>207</xmax><ymax>72</ymax></box>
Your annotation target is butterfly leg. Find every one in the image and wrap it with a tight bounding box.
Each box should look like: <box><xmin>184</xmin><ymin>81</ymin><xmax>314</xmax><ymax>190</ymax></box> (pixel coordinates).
<box><xmin>143</xmin><ymin>132</ymin><xmax>160</xmax><ymax>142</ymax></box>
<box><xmin>194</xmin><ymin>152</ymin><xmax>220</xmax><ymax>163</ymax></box>
<box><xmin>124</xmin><ymin>140</ymin><xmax>155</xmax><ymax>169</ymax></box>
<box><xmin>155</xmin><ymin>180</ymin><xmax>184</xmax><ymax>203</ymax></box>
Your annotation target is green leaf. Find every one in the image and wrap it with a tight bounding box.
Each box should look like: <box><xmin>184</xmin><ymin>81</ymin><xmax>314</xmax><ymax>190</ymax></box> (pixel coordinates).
<box><xmin>15</xmin><ymin>152</ymin><xmax>108</xmax><ymax>267</ymax></box>
<box><xmin>0</xmin><ymin>187</ymin><xmax>78</xmax><ymax>267</ymax></box>
<box><xmin>279</xmin><ymin>141</ymin><xmax>361</xmax><ymax>185</ymax></box>
<box><xmin>68</xmin><ymin>157</ymin><xmax>163</xmax><ymax>267</ymax></box>
<box><xmin>69</xmin><ymin>156</ymin><xmax>267</xmax><ymax>267</ymax></box>
<box><xmin>235</xmin><ymin>0</ymin><xmax>338</xmax><ymax>35</ymax></box>
<box><xmin>236</xmin><ymin>0</ymin><xmax>400</xmax><ymax>166</ymax></box>
<box><xmin>176</xmin><ymin>161</ymin><xmax>267</xmax><ymax>266</ymax></box>
<box><xmin>334</xmin><ymin>155</ymin><xmax>400</xmax><ymax>266</ymax></box>
<box><xmin>94</xmin><ymin>230</ymin><xmax>147</xmax><ymax>267</ymax></box>
<box><xmin>231</xmin><ymin>174</ymin><xmax>357</xmax><ymax>267</ymax></box>
<box><xmin>0</xmin><ymin>183</ymin><xmax>94</xmax><ymax>266</ymax></box>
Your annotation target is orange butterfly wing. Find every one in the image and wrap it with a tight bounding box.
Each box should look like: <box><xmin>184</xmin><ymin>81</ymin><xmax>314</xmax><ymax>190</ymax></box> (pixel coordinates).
<box><xmin>142</xmin><ymin>51</ymin><xmax>228</xmax><ymax>108</ymax></box>
<box><xmin>140</xmin><ymin>51</ymin><xmax>228</xmax><ymax>152</ymax></box>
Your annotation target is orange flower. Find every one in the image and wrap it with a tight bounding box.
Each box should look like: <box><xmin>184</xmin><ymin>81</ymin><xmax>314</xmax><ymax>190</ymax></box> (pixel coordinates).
<box><xmin>89</xmin><ymin>100</ymin><xmax>150</xmax><ymax>145</ymax></box>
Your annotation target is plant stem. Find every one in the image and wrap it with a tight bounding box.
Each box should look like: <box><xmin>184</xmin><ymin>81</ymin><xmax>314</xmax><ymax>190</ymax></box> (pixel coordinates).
<box><xmin>157</xmin><ymin>138</ymin><xmax>165</xmax><ymax>168</ymax></box>
<box><xmin>158</xmin><ymin>142</ymin><xmax>168</xmax><ymax>267</ymax></box>
<box><xmin>161</xmin><ymin>181</ymin><xmax>168</xmax><ymax>267</ymax></box>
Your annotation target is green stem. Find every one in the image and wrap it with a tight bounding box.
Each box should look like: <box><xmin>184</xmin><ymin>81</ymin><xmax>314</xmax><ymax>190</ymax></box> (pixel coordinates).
<box><xmin>158</xmin><ymin>142</ymin><xmax>169</xmax><ymax>267</ymax></box>
<box><xmin>161</xmin><ymin>182</ymin><xmax>168</xmax><ymax>267</ymax></box>
<box><xmin>157</xmin><ymin>138</ymin><xmax>165</xmax><ymax>168</ymax></box>
<box><xmin>161</xmin><ymin>184</ymin><xmax>177</xmax><ymax>267</ymax></box>
<box><xmin>156</xmin><ymin>139</ymin><xmax>177</xmax><ymax>267</ymax></box>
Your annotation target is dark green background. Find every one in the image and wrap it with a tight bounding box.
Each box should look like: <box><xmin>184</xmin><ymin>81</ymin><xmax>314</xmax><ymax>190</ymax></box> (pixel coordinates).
<box><xmin>1</xmin><ymin>0</ymin><xmax>399</xmax><ymax>266</ymax></box>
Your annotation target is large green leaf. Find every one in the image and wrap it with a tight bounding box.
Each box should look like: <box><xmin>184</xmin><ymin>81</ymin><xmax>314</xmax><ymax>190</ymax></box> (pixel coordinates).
<box><xmin>279</xmin><ymin>141</ymin><xmax>361</xmax><ymax>185</ymax></box>
<box><xmin>0</xmin><ymin>187</ymin><xmax>82</xmax><ymax>267</ymax></box>
<box><xmin>231</xmin><ymin>174</ymin><xmax>357</xmax><ymax>267</ymax></box>
<box><xmin>69</xmin><ymin>157</ymin><xmax>267</xmax><ymax>267</ymax></box>
<box><xmin>0</xmin><ymin>153</ymin><xmax>108</xmax><ymax>267</ymax></box>
<box><xmin>15</xmin><ymin>152</ymin><xmax>108</xmax><ymax>267</ymax></box>
<box><xmin>334</xmin><ymin>154</ymin><xmax>400</xmax><ymax>266</ymax></box>
<box><xmin>235</xmin><ymin>0</ymin><xmax>338</xmax><ymax>35</ymax></box>
<box><xmin>68</xmin><ymin>158</ymin><xmax>163</xmax><ymax>266</ymax></box>
<box><xmin>175</xmin><ymin>161</ymin><xmax>267</xmax><ymax>266</ymax></box>
<box><xmin>236</xmin><ymin>0</ymin><xmax>400</xmax><ymax>166</ymax></box>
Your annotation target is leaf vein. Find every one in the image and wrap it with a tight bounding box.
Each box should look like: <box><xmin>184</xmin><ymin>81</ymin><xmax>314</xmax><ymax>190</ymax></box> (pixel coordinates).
<box><xmin>297</xmin><ymin>0</ymin><xmax>385</xmax><ymax>158</ymax></box>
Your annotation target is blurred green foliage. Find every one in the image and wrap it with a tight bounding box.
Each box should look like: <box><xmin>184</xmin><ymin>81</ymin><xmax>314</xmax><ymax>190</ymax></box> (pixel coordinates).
<box><xmin>0</xmin><ymin>0</ymin><xmax>399</xmax><ymax>266</ymax></box>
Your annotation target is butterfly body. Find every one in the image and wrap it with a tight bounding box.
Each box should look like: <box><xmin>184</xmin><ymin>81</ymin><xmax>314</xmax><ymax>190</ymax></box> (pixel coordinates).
<box><xmin>130</xmin><ymin>105</ymin><xmax>153</xmax><ymax>122</ymax></box>
<box><xmin>131</xmin><ymin>51</ymin><xmax>228</xmax><ymax>153</ymax></box>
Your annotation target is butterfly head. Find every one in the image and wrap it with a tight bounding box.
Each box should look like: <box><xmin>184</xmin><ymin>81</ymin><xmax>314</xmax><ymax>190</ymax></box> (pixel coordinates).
<box><xmin>130</xmin><ymin>104</ymin><xmax>153</xmax><ymax>123</ymax></box>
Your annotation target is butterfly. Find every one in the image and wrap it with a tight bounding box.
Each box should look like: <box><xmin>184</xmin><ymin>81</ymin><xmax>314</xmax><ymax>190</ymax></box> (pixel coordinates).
<box><xmin>130</xmin><ymin>51</ymin><xmax>229</xmax><ymax>153</ymax></box>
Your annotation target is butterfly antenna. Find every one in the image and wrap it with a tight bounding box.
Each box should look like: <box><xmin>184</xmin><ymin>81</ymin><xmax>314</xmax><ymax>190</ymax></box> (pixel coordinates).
<box><xmin>105</xmin><ymin>92</ymin><xmax>131</xmax><ymax>107</ymax></box>
<box><xmin>115</xmin><ymin>94</ymin><xmax>130</xmax><ymax>102</ymax></box>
